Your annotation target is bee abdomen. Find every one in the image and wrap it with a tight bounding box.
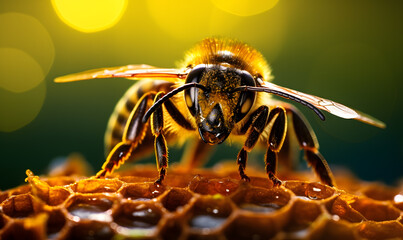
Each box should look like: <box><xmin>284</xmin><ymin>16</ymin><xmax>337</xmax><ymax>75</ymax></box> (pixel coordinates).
<box><xmin>104</xmin><ymin>80</ymin><xmax>175</xmax><ymax>156</ymax></box>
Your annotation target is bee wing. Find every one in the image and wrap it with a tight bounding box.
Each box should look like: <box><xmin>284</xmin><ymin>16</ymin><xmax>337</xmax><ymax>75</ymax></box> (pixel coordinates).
<box><xmin>263</xmin><ymin>82</ymin><xmax>386</xmax><ymax>128</ymax></box>
<box><xmin>54</xmin><ymin>64</ymin><xmax>188</xmax><ymax>83</ymax></box>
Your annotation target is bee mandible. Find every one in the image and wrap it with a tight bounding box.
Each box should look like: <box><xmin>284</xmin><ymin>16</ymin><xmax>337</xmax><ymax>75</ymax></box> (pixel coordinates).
<box><xmin>55</xmin><ymin>38</ymin><xmax>385</xmax><ymax>186</ymax></box>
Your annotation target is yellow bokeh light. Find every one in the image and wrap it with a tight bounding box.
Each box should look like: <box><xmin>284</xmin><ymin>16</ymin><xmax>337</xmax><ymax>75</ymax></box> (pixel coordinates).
<box><xmin>0</xmin><ymin>82</ymin><xmax>46</xmax><ymax>132</ymax></box>
<box><xmin>0</xmin><ymin>48</ymin><xmax>44</xmax><ymax>93</ymax></box>
<box><xmin>51</xmin><ymin>0</ymin><xmax>127</xmax><ymax>33</ymax></box>
<box><xmin>0</xmin><ymin>12</ymin><xmax>54</xmax><ymax>132</ymax></box>
<box><xmin>211</xmin><ymin>0</ymin><xmax>279</xmax><ymax>16</ymax></box>
<box><xmin>147</xmin><ymin>0</ymin><xmax>217</xmax><ymax>41</ymax></box>
<box><xmin>0</xmin><ymin>12</ymin><xmax>54</xmax><ymax>76</ymax></box>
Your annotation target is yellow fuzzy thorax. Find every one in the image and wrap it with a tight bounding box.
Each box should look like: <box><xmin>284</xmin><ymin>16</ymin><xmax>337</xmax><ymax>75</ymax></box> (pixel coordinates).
<box><xmin>179</xmin><ymin>38</ymin><xmax>273</xmax><ymax>81</ymax></box>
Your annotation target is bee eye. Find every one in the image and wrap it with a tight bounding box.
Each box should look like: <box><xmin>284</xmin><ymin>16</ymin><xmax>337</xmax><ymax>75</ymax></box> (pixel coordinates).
<box><xmin>184</xmin><ymin>65</ymin><xmax>206</xmax><ymax>116</ymax></box>
<box><xmin>234</xmin><ymin>72</ymin><xmax>256</xmax><ymax>122</ymax></box>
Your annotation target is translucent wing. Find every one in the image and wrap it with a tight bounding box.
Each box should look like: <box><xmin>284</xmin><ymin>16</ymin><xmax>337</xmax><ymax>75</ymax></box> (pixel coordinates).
<box><xmin>262</xmin><ymin>82</ymin><xmax>385</xmax><ymax>128</ymax></box>
<box><xmin>54</xmin><ymin>64</ymin><xmax>188</xmax><ymax>83</ymax></box>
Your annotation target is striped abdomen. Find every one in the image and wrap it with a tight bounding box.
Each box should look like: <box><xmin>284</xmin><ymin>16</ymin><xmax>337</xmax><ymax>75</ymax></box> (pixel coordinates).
<box><xmin>104</xmin><ymin>79</ymin><xmax>175</xmax><ymax>157</ymax></box>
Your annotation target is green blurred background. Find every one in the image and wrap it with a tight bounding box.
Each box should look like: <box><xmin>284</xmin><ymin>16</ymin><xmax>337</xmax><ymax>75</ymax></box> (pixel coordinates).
<box><xmin>0</xmin><ymin>0</ymin><xmax>402</xmax><ymax>190</ymax></box>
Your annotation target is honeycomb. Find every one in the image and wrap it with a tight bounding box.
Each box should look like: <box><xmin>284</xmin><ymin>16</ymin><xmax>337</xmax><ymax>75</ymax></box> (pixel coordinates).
<box><xmin>0</xmin><ymin>159</ymin><xmax>402</xmax><ymax>240</ymax></box>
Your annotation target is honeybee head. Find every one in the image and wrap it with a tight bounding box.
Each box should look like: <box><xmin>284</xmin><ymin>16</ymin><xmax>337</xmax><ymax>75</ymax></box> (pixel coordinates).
<box><xmin>142</xmin><ymin>65</ymin><xmax>327</xmax><ymax>145</ymax></box>
<box><xmin>184</xmin><ymin>64</ymin><xmax>256</xmax><ymax>145</ymax></box>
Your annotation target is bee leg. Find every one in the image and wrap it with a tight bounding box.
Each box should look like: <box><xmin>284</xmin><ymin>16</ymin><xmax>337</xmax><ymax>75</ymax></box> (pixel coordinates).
<box><xmin>265</xmin><ymin>107</ymin><xmax>288</xmax><ymax>187</ymax></box>
<box><xmin>95</xmin><ymin>93</ymin><xmax>155</xmax><ymax>178</ymax></box>
<box><xmin>152</xmin><ymin>92</ymin><xmax>169</xmax><ymax>185</ymax></box>
<box><xmin>287</xmin><ymin>107</ymin><xmax>335</xmax><ymax>187</ymax></box>
<box><xmin>237</xmin><ymin>106</ymin><xmax>270</xmax><ymax>182</ymax></box>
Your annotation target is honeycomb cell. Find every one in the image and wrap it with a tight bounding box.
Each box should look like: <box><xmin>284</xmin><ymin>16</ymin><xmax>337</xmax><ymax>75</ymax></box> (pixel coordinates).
<box><xmin>65</xmin><ymin>221</ymin><xmax>114</xmax><ymax>240</ymax></box>
<box><xmin>119</xmin><ymin>182</ymin><xmax>165</xmax><ymax>200</ymax></box>
<box><xmin>0</xmin><ymin>185</ymin><xmax>31</xmax><ymax>204</ymax></box>
<box><xmin>73</xmin><ymin>178</ymin><xmax>123</xmax><ymax>193</ymax></box>
<box><xmin>0</xmin><ymin>213</ymin><xmax>5</xmax><ymax>229</ymax></box>
<box><xmin>45</xmin><ymin>176</ymin><xmax>78</xmax><ymax>187</ymax></box>
<box><xmin>1</xmin><ymin>193</ymin><xmax>37</xmax><ymax>218</ymax></box>
<box><xmin>66</xmin><ymin>195</ymin><xmax>115</xmax><ymax>222</ymax></box>
<box><xmin>232</xmin><ymin>185</ymin><xmax>291</xmax><ymax>213</ymax></box>
<box><xmin>350</xmin><ymin>197</ymin><xmax>400</xmax><ymax>221</ymax></box>
<box><xmin>291</xmin><ymin>200</ymin><xmax>324</xmax><ymax>228</ymax></box>
<box><xmin>1</xmin><ymin>214</ymin><xmax>47</xmax><ymax>240</ymax></box>
<box><xmin>361</xmin><ymin>183</ymin><xmax>400</xmax><ymax>201</ymax></box>
<box><xmin>26</xmin><ymin>174</ymin><xmax>71</xmax><ymax>206</ymax></box>
<box><xmin>46</xmin><ymin>209</ymin><xmax>67</xmax><ymax>239</ymax></box>
<box><xmin>357</xmin><ymin>221</ymin><xmax>403</xmax><ymax>239</ymax></box>
<box><xmin>161</xmin><ymin>188</ymin><xmax>193</xmax><ymax>212</ymax></box>
<box><xmin>329</xmin><ymin>194</ymin><xmax>366</xmax><ymax>223</ymax></box>
<box><xmin>159</xmin><ymin>218</ymin><xmax>184</xmax><ymax>240</ymax></box>
<box><xmin>284</xmin><ymin>181</ymin><xmax>336</xmax><ymax>200</ymax></box>
<box><xmin>187</xmin><ymin>196</ymin><xmax>234</xmax><ymax>234</ymax></box>
<box><xmin>189</xmin><ymin>176</ymin><xmax>239</xmax><ymax>196</ymax></box>
<box><xmin>225</xmin><ymin>213</ymin><xmax>284</xmax><ymax>240</ymax></box>
<box><xmin>164</xmin><ymin>173</ymin><xmax>195</xmax><ymax>188</ymax></box>
<box><xmin>307</xmin><ymin>216</ymin><xmax>357</xmax><ymax>240</ymax></box>
<box><xmin>0</xmin><ymin>192</ymin><xmax>7</xmax><ymax>204</ymax></box>
<box><xmin>248</xmin><ymin>176</ymin><xmax>275</xmax><ymax>189</ymax></box>
<box><xmin>112</xmin><ymin>201</ymin><xmax>163</xmax><ymax>237</ymax></box>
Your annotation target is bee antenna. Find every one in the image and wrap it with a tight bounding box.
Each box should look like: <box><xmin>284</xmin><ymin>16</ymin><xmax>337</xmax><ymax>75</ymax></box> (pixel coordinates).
<box><xmin>142</xmin><ymin>83</ymin><xmax>209</xmax><ymax>123</ymax></box>
<box><xmin>232</xmin><ymin>86</ymin><xmax>326</xmax><ymax>121</ymax></box>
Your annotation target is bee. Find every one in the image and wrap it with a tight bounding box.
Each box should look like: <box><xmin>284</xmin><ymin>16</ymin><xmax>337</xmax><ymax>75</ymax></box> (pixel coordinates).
<box><xmin>55</xmin><ymin>38</ymin><xmax>385</xmax><ymax>186</ymax></box>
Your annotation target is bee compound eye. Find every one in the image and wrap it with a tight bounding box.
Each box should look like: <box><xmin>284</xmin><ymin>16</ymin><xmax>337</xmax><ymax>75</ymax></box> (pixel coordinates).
<box><xmin>234</xmin><ymin>72</ymin><xmax>256</xmax><ymax>122</ymax></box>
<box><xmin>184</xmin><ymin>65</ymin><xmax>206</xmax><ymax>116</ymax></box>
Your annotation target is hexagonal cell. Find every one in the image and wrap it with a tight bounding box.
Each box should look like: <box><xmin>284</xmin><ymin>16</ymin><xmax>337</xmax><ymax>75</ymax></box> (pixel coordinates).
<box><xmin>8</xmin><ymin>185</ymin><xmax>32</xmax><ymax>196</ymax></box>
<box><xmin>284</xmin><ymin>181</ymin><xmax>336</xmax><ymax>200</ymax></box>
<box><xmin>159</xmin><ymin>217</ymin><xmax>184</xmax><ymax>240</ymax></box>
<box><xmin>231</xmin><ymin>186</ymin><xmax>291</xmax><ymax>213</ymax></box>
<box><xmin>1</xmin><ymin>214</ymin><xmax>47</xmax><ymax>240</ymax></box>
<box><xmin>288</xmin><ymin>199</ymin><xmax>323</xmax><ymax>227</ymax></box>
<box><xmin>0</xmin><ymin>213</ymin><xmax>5</xmax><ymax>229</ymax></box>
<box><xmin>284</xmin><ymin>182</ymin><xmax>335</xmax><ymax>227</ymax></box>
<box><xmin>112</xmin><ymin>201</ymin><xmax>163</xmax><ymax>237</ymax></box>
<box><xmin>161</xmin><ymin>188</ymin><xmax>193</xmax><ymax>212</ymax></box>
<box><xmin>248</xmin><ymin>176</ymin><xmax>275</xmax><ymax>189</ymax></box>
<box><xmin>46</xmin><ymin>209</ymin><xmax>67</xmax><ymax>239</ymax></box>
<box><xmin>329</xmin><ymin>194</ymin><xmax>366</xmax><ymax>223</ymax></box>
<box><xmin>350</xmin><ymin>197</ymin><xmax>400</xmax><ymax>221</ymax></box>
<box><xmin>119</xmin><ymin>182</ymin><xmax>165</xmax><ymax>201</ymax></box>
<box><xmin>31</xmin><ymin>182</ymin><xmax>71</xmax><ymax>206</ymax></box>
<box><xmin>306</xmin><ymin>216</ymin><xmax>356</xmax><ymax>240</ymax></box>
<box><xmin>73</xmin><ymin>178</ymin><xmax>122</xmax><ymax>193</ymax></box>
<box><xmin>1</xmin><ymin>193</ymin><xmax>37</xmax><ymax>218</ymax></box>
<box><xmin>188</xmin><ymin>176</ymin><xmax>239</xmax><ymax>196</ymax></box>
<box><xmin>224</xmin><ymin>214</ymin><xmax>285</xmax><ymax>239</ymax></box>
<box><xmin>65</xmin><ymin>221</ymin><xmax>114</xmax><ymax>240</ymax></box>
<box><xmin>187</xmin><ymin>196</ymin><xmax>234</xmax><ymax>234</ymax></box>
<box><xmin>26</xmin><ymin>171</ymin><xmax>72</xmax><ymax>206</ymax></box>
<box><xmin>66</xmin><ymin>195</ymin><xmax>115</xmax><ymax>222</ymax></box>
<box><xmin>361</xmin><ymin>183</ymin><xmax>400</xmax><ymax>201</ymax></box>
<box><xmin>0</xmin><ymin>185</ymin><xmax>32</xmax><ymax>205</ymax></box>
<box><xmin>163</xmin><ymin>173</ymin><xmax>195</xmax><ymax>188</ymax></box>
<box><xmin>0</xmin><ymin>192</ymin><xmax>8</xmax><ymax>204</ymax></box>
<box><xmin>356</xmin><ymin>221</ymin><xmax>403</xmax><ymax>239</ymax></box>
<box><xmin>45</xmin><ymin>176</ymin><xmax>77</xmax><ymax>187</ymax></box>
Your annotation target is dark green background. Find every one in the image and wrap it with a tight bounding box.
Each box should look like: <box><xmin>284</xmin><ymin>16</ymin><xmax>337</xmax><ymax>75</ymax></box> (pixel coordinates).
<box><xmin>1</xmin><ymin>0</ymin><xmax>402</xmax><ymax>190</ymax></box>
